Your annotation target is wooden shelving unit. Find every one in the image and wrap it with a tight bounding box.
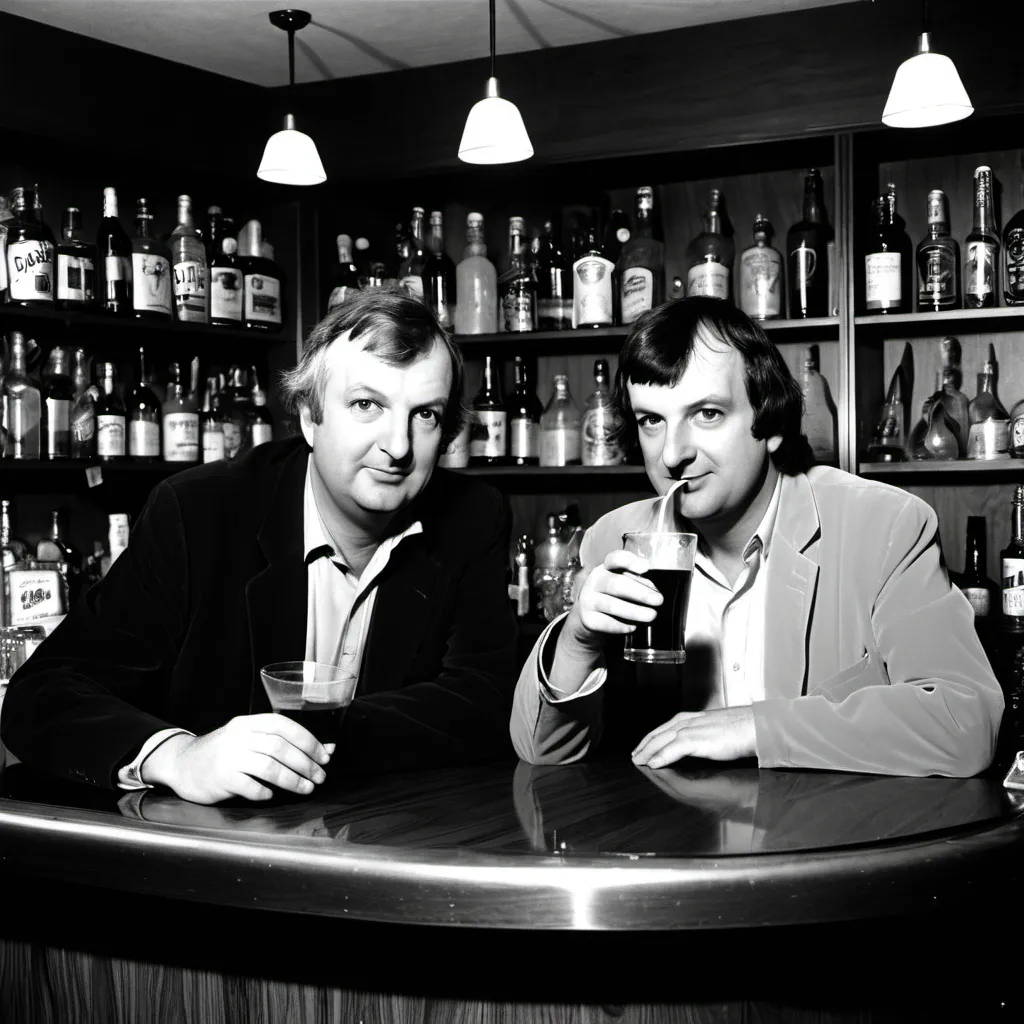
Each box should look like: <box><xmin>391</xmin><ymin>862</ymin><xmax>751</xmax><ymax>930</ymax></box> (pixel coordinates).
<box><xmin>859</xmin><ymin>460</ymin><xmax>1024</xmax><ymax>476</ymax></box>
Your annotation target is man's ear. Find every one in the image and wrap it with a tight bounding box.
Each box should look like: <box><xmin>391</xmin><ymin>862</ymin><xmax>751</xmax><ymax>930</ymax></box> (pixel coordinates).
<box><xmin>299</xmin><ymin>405</ymin><xmax>316</xmax><ymax>448</ymax></box>
<box><xmin>767</xmin><ymin>434</ymin><xmax>783</xmax><ymax>455</ymax></box>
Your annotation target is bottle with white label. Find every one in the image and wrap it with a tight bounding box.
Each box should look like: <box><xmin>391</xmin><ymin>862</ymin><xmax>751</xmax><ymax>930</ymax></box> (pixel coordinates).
<box><xmin>127</xmin><ymin>347</ymin><xmax>161</xmax><ymax>462</ymax></box>
<box><xmin>201</xmin><ymin>376</ymin><xmax>226</xmax><ymax>463</ymax></box>
<box><xmin>97</xmin><ymin>187</ymin><xmax>132</xmax><ymax>316</ymax></box>
<box><xmin>469</xmin><ymin>356</ymin><xmax>507</xmax><ymax>465</ymax></box>
<box><xmin>957</xmin><ymin>516</ymin><xmax>997</xmax><ymax>632</ymax></box>
<box><xmin>967</xmin><ymin>347</ymin><xmax>1010</xmax><ymax>460</ymax></box>
<box><xmin>500</xmin><ymin>217</ymin><xmax>537</xmax><ymax>333</ymax></box>
<box><xmin>864</xmin><ymin>185</ymin><xmax>910</xmax><ymax>314</ymax></box>
<box><xmin>397</xmin><ymin>207</ymin><xmax>427</xmax><ymax>301</ymax></box>
<box><xmin>168</xmin><ymin>194</ymin><xmax>208</xmax><ymax>323</ymax></box>
<box><xmin>508</xmin><ymin>355</ymin><xmax>541</xmax><ymax>466</ymax></box>
<box><xmin>208</xmin><ymin>234</ymin><xmax>244</xmax><ymax>327</ymax></box>
<box><xmin>56</xmin><ymin>207</ymin><xmax>96</xmax><ymax>310</ymax></box>
<box><xmin>130</xmin><ymin>198</ymin><xmax>172</xmax><ymax>320</ymax></box>
<box><xmin>685</xmin><ymin>189</ymin><xmax>734</xmax><ymax>300</ymax></box>
<box><xmin>738</xmin><ymin>215</ymin><xmax>783</xmax><ymax>320</ymax></box>
<box><xmin>1002</xmin><ymin>487</ymin><xmax>1024</xmax><ymax>633</ymax></box>
<box><xmin>41</xmin><ymin>346</ymin><xmax>74</xmax><ymax>461</ymax></box>
<box><xmin>161</xmin><ymin>362</ymin><xmax>200</xmax><ymax>463</ymax></box>
<box><xmin>540</xmin><ymin>374</ymin><xmax>582</xmax><ymax>467</ymax></box>
<box><xmin>1</xmin><ymin>331</ymin><xmax>41</xmax><ymax>459</ymax></box>
<box><xmin>94</xmin><ymin>361</ymin><xmax>126</xmax><ymax>461</ymax></box>
<box><xmin>965</xmin><ymin>166</ymin><xmax>1000</xmax><ymax>309</ymax></box>
<box><xmin>618</xmin><ymin>186</ymin><xmax>664</xmax><ymax>325</ymax></box>
<box><xmin>572</xmin><ymin>224</ymin><xmax>615</xmax><ymax>329</ymax></box>
<box><xmin>5</xmin><ymin>186</ymin><xmax>55</xmax><ymax>307</ymax></box>
<box><xmin>238</xmin><ymin>220</ymin><xmax>283</xmax><ymax>332</ymax></box>
<box><xmin>582</xmin><ymin>359</ymin><xmax>623</xmax><ymax>466</ymax></box>
<box><xmin>250</xmin><ymin>367</ymin><xmax>274</xmax><ymax>448</ymax></box>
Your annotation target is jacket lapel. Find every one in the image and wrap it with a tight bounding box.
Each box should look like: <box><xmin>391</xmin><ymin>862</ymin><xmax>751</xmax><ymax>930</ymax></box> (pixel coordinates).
<box><xmin>763</xmin><ymin>472</ymin><xmax>821</xmax><ymax>701</ymax></box>
<box><xmin>245</xmin><ymin>445</ymin><xmax>309</xmax><ymax>713</ymax></box>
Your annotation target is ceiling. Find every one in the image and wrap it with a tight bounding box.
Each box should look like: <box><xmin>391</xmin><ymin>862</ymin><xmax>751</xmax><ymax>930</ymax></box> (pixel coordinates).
<box><xmin>0</xmin><ymin>0</ymin><xmax>855</xmax><ymax>87</ymax></box>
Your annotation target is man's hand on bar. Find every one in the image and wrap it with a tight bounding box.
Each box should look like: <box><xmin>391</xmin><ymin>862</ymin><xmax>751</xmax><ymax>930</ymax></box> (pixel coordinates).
<box><xmin>631</xmin><ymin>707</ymin><xmax>756</xmax><ymax>769</ymax></box>
<box><xmin>140</xmin><ymin>715</ymin><xmax>335</xmax><ymax>804</ymax></box>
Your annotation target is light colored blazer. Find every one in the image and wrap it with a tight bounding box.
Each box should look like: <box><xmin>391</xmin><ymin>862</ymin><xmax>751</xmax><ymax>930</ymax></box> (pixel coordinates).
<box><xmin>511</xmin><ymin>467</ymin><xmax>1004</xmax><ymax>778</ymax></box>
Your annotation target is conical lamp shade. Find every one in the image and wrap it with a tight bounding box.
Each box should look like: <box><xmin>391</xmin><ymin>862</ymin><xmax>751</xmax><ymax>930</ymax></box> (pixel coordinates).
<box><xmin>257</xmin><ymin>113</ymin><xmax>327</xmax><ymax>185</ymax></box>
<box><xmin>459</xmin><ymin>77</ymin><xmax>533</xmax><ymax>165</ymax></box>
<box><xmin>882</xmin><ymin>37</ymin><xmax>973</xmax><ymax>128</ymax></box>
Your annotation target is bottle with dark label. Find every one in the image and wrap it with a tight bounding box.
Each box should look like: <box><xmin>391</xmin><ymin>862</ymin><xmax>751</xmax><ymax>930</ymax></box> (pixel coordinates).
<box><xmin>97</xmin><ymin>187</ymin><xmax>132</xmax><ymax>316</ymax></box>
<box><xmin>500</xmin><ymin>217</ymin><xmax>537</xmax><ymax>333</ymax></box>
<box><xmin>398</xmin><ymin>207</ymin><xmax>427</xmax><ymax>301</ymax></box>
<box><xmin>965</xmin><ymin>166</ymin><xmax>999</xmax><ymax>309</ymax></box>
<box><xmin>582</xmin><ymin>359</ymin><xmax>623</xmax><ymax>466</ymax></box>
<box><xmin>201</xmin><ymin>376</ymin><xmax>226</xmax><ymax>464</ymax></box>
<box><xmin>205</xmin><ymin>206</ymin><xmax>225</xmax><ymax>264</ymax></box>
<box><xmin>221</xmin><ymin>366</ymin><xmax>253</xmax><ymax>459</ymax></box>
<box><xmin>938</xmin><ymin>337</ymin><xmax>969</xmax><ymax>458</ymax></box>
<box><xmin>540</xmin><ymin>374</ymin><xmax>582</xmax><ymax>467</ymax></box>
<box><xmin>967</xmin><ymin>345</ymin><xmax>1010</xmax><ymax>460</ymax></box>
<box><xmin>1002</xmin><ymin>486</ymin><xmax>1024</xmax><ymax>633</ymax></box>
<box><xmin>864</xmin><ymin>184</ymin><xmax>910</xmax><ymax>314</ymax></box>
<box><xmin>532</xmin><ymin>220</ymin><xmax>572</xmax><ymax>332</ymax></box>
<box><xmin>209</xmin><ymin>234</ymin><xmax>244</xmax><ymax>326</ymax></box>
<box><xmin>685</xmin><ymin>189</ymin><xmax>733</xmax><ymax>301</ymax></box>
<box><xmin>327</xmin><ymin>233</ymin><xmax>360</xmax><ymax>311</ymax></box>
<box><xmin>238</xmin><ymin>221</ymin><xmax>284</xmax><ymax>332</ymax></box>
<box><xmin>1002</xmin><ymin>180</ymin><xmax>1024</xmax><ymax>306</ymax></box>
<box><xmin>69</xmin><ymin>348</ymin><xmax>96</xmax><ymax>460</ymax></box>
<box><xmin>508</xmin><ymin>355</ymin><xmax>541</xmax><ymax>466</ymax></box>
<box><xmin>619</xmin><ymin>186</ymin><xmax>664</xmax><ymax>325</ymax></box>
<box><xmin>41</xmin><ymin>346</ymin><xmax>73</xmax><ymax>460</ymax></box>
<box><xmin>36</xmin><ymin>509</ymin><xmax>83</xmax><ymax>608</ymax></box>
<box><xmin>572</xmin><ymin>221</ymin><xmax>615</xmax><ymax>328</ymax></box>
<box><xmin>56</xmin><ymin>207</ymin><xmax>96</xmax><ymax>310</ymax></box>
<box><xmin>250</xmin><ymin>367</ymin><xmax>274</xmax><ymax>448</ymax></box>
<box><xmin>5</xmin><ymin>186</ymin><xmax>55</xmax><ymax>307</ymax></box>
<box><xmin>127</xmin><ymin>347</ymin><xmax>161</xmax><ymax>462</ymax></box>
<box><xmin>787</xmin><ymin>169</ymin><xmax>832</xmax><ymax>319</ymax></box>
<box><xmin>94</xmin><ymin>361</ymin><xmax>126</xmax><ymax>461</ymax></box>
<box><xmin>454</xmin><ymin>213</ymin><xmax>498</xmax><ymax>335</ymax></box>
<box><xmin>957</xmin><ymin>516</ymin><xmax>997</xmax><ymax>630</ymax></box>
<box><xmin>739</xmin><ymin>214</ymin><xmax>783</xmax><ymax>320</ymax></box>
<box><xmin>130</xmin><ymin>198</ymin><xmax>172</xmax><ymax>320</ymax></box>
<box><xmin>916</xmin><ymin>189</ymin><xmax>960</xmax><ymax>311</ymax></box>
<box><xmin>162</xmin><ymin>361</ymin><xmax>199</xmax><ymax>463</ymax></box>
<box><xmin>423</xmin><ymin>210</ymin><xmax>457</xmax><ymax>330</ymax></box>
<box><xmin>169</xmin><ymin>194</ymin><xmax>208</xmax><ymax>323</ymax></box>
<box><xmin>469</xmin><ymin>356</ymin><xmax>507</xmax><ymax>465</ymax></box>
<box><xmin>1</xmin><ymin>331</ymin><xmax>41</xmax><ymax>459</ymax></box>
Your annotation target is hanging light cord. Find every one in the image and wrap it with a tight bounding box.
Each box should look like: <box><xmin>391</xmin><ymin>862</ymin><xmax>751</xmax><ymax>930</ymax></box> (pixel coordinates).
<box><xmin>922</xmin><ymin>0</ymin><xmax>930</xmax><ymax>34</ymax></box>
<box><xmin>287</xmin><ymin>25</ymin><xmax>296</xmax><ymax>89</ymax></box>
<box><xmin>489</xmin><ymin>0</ymin><xmax>496</xmax><ymax>80</ymax></box>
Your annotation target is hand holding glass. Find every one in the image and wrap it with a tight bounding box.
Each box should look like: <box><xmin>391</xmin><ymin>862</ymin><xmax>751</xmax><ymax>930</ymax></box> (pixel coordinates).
<box><xmin>260</xmin><ymin>661</ymin><xmax>356</xmax><ymax>744</ymax></box>
<box><xmin>621</xmin><ymin>531</ymin><xmax>696</xmax><ymax>665</ymax></box>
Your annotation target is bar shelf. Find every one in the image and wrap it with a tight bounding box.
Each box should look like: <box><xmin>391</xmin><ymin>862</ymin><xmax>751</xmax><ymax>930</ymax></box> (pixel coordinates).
<box><xmin>859</xmin><ymin>460</ymin><xmax>1024</xmax><ymax>476</ymax></box>
<box><xmin>451</xmin><ymin>464</ymin><xmax>649</xmax><ymax>477</ymax></box>
<box><xmin>853</xmin><ymin>307</ymin><xmax>1024</xmax><ymax>335</ymax></box>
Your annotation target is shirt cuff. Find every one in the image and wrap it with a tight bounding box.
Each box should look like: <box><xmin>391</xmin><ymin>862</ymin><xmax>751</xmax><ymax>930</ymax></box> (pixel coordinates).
<box><xmin>116</xmin><ymin>728</ymin><xmax>196</xmax><ymax>791</ymax></box>
<box><xmin>536</xmin><ymin>613</ymin><xmax>608</xmax><ymax>704</ymax></box>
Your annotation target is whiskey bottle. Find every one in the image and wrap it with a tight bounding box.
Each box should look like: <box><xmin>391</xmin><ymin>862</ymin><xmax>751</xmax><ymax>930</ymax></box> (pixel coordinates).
<box><xmin>221</xmin><ymin>365</ymin><xmax>253</xmax><ymax>459</ymax></box>
<box><xmin>799</xmin><ymin>347</ymin><xmax>838</xmax><ymax>465</ymax></box>
<box><xmin>41</xmin><ymin>346</ymin><xmax>74</xmax><ymax>460</ymax></box>
<box><xmin>209</xmin><ymin>234</ymin><xmax>244</xmax><ymax>326</ymax></box>
<box><xmin>539</xmin><ymin>374</ymin><xmax>582</xmax><ymax>467</ymax></box>
<box><xmin>250</xmin><ymin>367</ymin><xmax>274</xmax><ymax>447</ymax></box>
<box><xmin>957</xmin><ymin>516</ymin><xmax>997</xmax><ymax>632</ymax></box>
<box><xmin>397</xmin><ymin>207</ymin><xmax>427</xmax><ymax>300</ymax></box>
<box><xmin>787</xmin><ymin>169</ymin><xmax>832</xmax><ymax>319</ymax></box>
<box><xmin>508</xmin><ymin>355</ymin><xmax>541</xmax><ymax>466</ymax></box>
<box><xmin>938</xmin><ymin>337</ymin><xmax>969</xmax><ymax>457</ymax></box>
<box><xmin>532</xmin><ymin>220</ymin><xmax>572</xmax><ymax>331</ymax></box>
<box><xmin>1002</xmin><ymin>486</ymin><xmax>1024</xmax><ymax>634</ymax></box>
<box><xmin>5</xmin><ymin>186</ymin><xmax>56</xmax><ymax>307</ymax></box>
<box><xmin>619</xmin><ymin>186</ymin><xmax>665</xmax><ymax>325</ymax></box>
<box><xmin>424</xmin><ymin>211</ymin><xmax>457</xmax><ymax>330</ymax></box>
<box><xmin>738</xmin><ymin>215</ymin><xmax>783</xmax><ymax>321</ymax></box>
<box><xmin>1</xmin><ymin>331</ymin><xmax>41</xmax><ymax>459</ymax></box>
<box><xmin>864</xmin><ymin>185</ymin><xmax>910</xmax><ymax>314</ymax></box>
<box><xmin>69</xmin><ymin>348</ymin><xmax>96</xmax><ymax>460</ymax></box>
<box><xmin>168</xmin><ymin>194</ymin><xmax>209</xmax><ymax>323</ymax></box>
<box><xmin>685</xmin><ymin>189</ymin><xmax>733</xmax><ymax>300</ymax></box>
<box><xmin>130</xmin><ymin>198</ymin><xmax>172</xmax><ymax>320</ymax></box>
<box><xmin>1004</xmin><ymin>179</ymin><xmax>1024</xmax><ymax>306</ymax></box>
<box><xmin>127</xmin><ymin>346</ymin><xmax>161</xmax><ymax>462</ymax></box>
<box><xmin>327</xmin><ymin>233</ymin><xmax>360</xmax><ymax>311</ymax></box>
<box><xmin>581</xmin><ymin>359</ymin><xmax>623</xmax><ymax>466</ymax></box>
<box><xmin>201</xmin><ymin>376</ymin><xmax>226</xmax><ymax>463</ymax></box>
<box><xmin>469</xmin><ymin>356</ymin><xmax>507</xmax><ymax>465</ymax></box>
<box><xmin>56</xmin><ymin>207</ymin><xmax>96</xmax><ymax>310</ymax></box>
<box><xmin>572</xmin><ymin>223</ymin><xmax>615</xmax><ymax>328</ymax></box>
<box><xmin>500</xmin><ymin>217</ymin><xmax>537</xmax><ymax>333</ymax></box>
<box><xmin>238</xmin><ymin>220</ymin><xmax>283</xmax><ymax>332</ymax></box>
<box><xmin>916</xmin><ymin>189</ymin><xmax>960</xmax><ymax>311</ymax></box>
<box><xmin>454</xmin><ymin>213</ymin><xmax>498</xmax><ymax>335</ymax></box>
<box><xmin>965</xmin><ymin>166</ymin><xmax>999</xmax><ymax>309</ymax></box>
<box><xmin>966</xmin><ymin>346</ymin><xmax>1010</xmax><ymax>460</ymax></box>
<box><xmin>161</xmin><ymin>362</ymin><xmax>199</xmax><ymax>463</ymax></box>
<box><xmin>97</xmin><ymin>187</ymin><xmax>133</xmax><ymax>316</ymax></box>
<box><xmin>94</xmin><ymin>361</ymin><xmax>126</xmax><ymax>461</ymax></box>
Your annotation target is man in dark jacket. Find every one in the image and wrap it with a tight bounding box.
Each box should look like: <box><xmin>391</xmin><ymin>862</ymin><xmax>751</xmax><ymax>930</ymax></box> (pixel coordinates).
<box><xmin>2</xmin><ymin>293</ymin><xmax>517</xmax><ymax>804</ymax></box>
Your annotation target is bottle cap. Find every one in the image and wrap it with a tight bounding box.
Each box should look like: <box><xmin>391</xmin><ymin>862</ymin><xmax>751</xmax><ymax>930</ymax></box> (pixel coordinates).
<box><xmin>355</xmin><ymin>236</ymin><xmax>370</xmax><ymax>251</ymax></box>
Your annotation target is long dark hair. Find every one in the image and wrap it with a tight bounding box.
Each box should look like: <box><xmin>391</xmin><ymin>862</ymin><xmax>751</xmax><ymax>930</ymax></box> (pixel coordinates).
<box><xmin>613</xmin><ymin>297</ymin><xmax>812</xmax><ymax>474</ymax></box>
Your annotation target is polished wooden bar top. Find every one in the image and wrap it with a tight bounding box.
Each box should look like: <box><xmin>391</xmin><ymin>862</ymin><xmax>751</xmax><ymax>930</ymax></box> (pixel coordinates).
<box><xmin>1</xmin><ymin>758</ymin><xmax>1022</xmax><ymax>930</ymax></box>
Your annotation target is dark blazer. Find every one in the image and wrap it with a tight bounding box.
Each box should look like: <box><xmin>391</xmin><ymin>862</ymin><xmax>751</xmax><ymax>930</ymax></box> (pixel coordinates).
<box><xmin>1</xmin><ymin>437</ymin><xmax>519</xmax><ymax>789</ymax></box>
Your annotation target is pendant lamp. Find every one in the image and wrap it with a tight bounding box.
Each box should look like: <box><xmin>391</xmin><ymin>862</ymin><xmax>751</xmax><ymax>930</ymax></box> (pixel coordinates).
<box><xmin>257</xmin><ymin>9</ymin><xmax>327</xmax><ymax>185</ymax></box>
<box><xmin>882</xmin><ymin>0</ymin><xmax>972</xmax><ymax>128</ymax></box>
<box><xmin>458</xmin><ymin>0</ymin><xmax>534</xmax><ymax>164</ymax></box>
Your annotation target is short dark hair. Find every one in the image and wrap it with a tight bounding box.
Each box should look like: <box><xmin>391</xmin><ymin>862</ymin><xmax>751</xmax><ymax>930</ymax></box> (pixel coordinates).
<box><xmin>279</xmin><ymin>291</ymin><xmax>466</xmax><ymax>449</ymax></box>
<box><xmin>613</xmin><ymin>296</ymin><xmax>812</xmax><ymax>474</ymax></box>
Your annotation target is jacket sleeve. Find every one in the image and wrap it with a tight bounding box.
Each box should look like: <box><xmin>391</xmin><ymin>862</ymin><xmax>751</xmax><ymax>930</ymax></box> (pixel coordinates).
<box><xmin>753</xmin><ymin>497</ymin><xmax>1004</xmax><ymax>778</ymax></box>
<box><xmin>0</xmin><ymin>482</ymin><xmax>188</xmax><ymax>789</ymax></box>
<box><xmin>335</xmin><ymin>487</ymin><xmax>520</xmax><ymax>771</ymax></box>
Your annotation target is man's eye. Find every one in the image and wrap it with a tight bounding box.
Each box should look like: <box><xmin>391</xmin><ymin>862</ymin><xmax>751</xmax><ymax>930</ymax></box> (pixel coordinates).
<box><xmin>636</xmin><ymin>414</ymin><xmax>662</xmax><ymax>431</ymax></box>
<box><xmin>354</xmin><ymin>399</ymin><xmax>376</xmax><ymax>412</ymax></box>
<box><xmin>415</xmin><ymin>409</ymin><xmax>441</xmax><ymax>425</ymax></box>
<box><xmin>697</xmin><ymin>408</ymin><xmax>722</xmax><ymax>423</ymax></box>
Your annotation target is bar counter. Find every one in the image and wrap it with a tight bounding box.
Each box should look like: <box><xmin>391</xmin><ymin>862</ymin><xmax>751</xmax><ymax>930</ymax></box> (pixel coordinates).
<box><xmin>2</xmin><ymin>757</ymin><xmax>1023</xmax><ymax>1020</ymax></box>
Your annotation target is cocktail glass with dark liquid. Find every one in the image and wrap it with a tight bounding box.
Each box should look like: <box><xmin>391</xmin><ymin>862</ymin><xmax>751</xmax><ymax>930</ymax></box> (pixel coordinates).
<box><xmin>621</xmin><ymin>531</ymin><xmax>697</xmax><ymax>665</ymax></box>
<box><xmin>259</xmin><ymin>661</ymin><xmax>356</xmax><ymax>745</ymax></box>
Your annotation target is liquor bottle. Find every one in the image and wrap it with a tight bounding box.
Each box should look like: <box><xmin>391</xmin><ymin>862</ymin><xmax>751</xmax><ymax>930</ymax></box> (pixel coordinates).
<box><xmin>423</xmin><ymin>210</ymin><xmax>457</xmax><ymax>330</ymax></box>
<box><xmin>685</xmin><ymin>189</ymin><xmax>734</xmax><ymax>300</ymax></box>
<box><xmin>799</xmin><ymin>347</ymin><xmax>838</xmax><ymax>464</ymax></box>
<box><xmin>1</xmin><ymin>331</ymin><xmax>41</xmax><ymax>459</ymax></box>
<box><xmin>398</xmin><ymin>207</ymin><xmax>427</xmax><ymax>300</ymax></box>
<box><xmin>69</xmin><ymin>348</ymin><xmax>96</xmax><ymax>460</ymax></box>
<box><xmin>533</xmin><ymin>513</ymin><xmax>571</xmax><ymax>622</ymax></box>
<box><xmin>221</xmin><ymin>365</ymin><xmax>253</xmax><ymax>459</ymax></box>
<box><xmin>1002</xmin><ymin>486</ymin><xmax>1024</xmax><ymax>634</ymax></box>
<box><xmin>1004</xmin><ymin>180</ymin><xmax>1024</xmax><ymax>306</ymax></box>
<box><xmin>5</xmin><ymin>186</ymin><xmax>56</xmax><ymax>307</ymax></box>
<box><xmin>128</xmin><ymin>198</ymin><xmax>172</xmax><ymax>320</ymax></box>
<box><xmin>532</xmin><ymin>220</ymin><xmax>572</xmax><ymax>331</ymax></box>
<box><xmin>327</xmin><ymin>234</ymin><xmax>360</xmax><ymax>311</ymax></box>
<box><xmin>604</xmin><ymin>208</ymin><xmax>631</xmax><ymax>267</ymax></box>
<box><xmin>41</xmin><ymin>346</ymin><xmax>73</xmax><ymax>460</ymax></box>
<box><xmin>107</xmin><ymin>513</ymin><xmax>130</xmax><ymax>571</ymax></box>
<box><xmin>916</xmin><ymin>189</ymin><xmax>960</xmax><ymax>311</ymax></box>
<box><xmin>1</xmin><ymin>499</ymin><xmax>30</xmax><ymax>626</ymax></box>
<box><xmin>738</xmin><ymin>214</ymin><xmax>783</xmax><ymax>321</ymax></box>
<box><xmin>965</xmin><ymin>166</ymin><xmax>999</xmax><ymax>309</ymax></box>
<box><xmin>787</xmin><ymin>169</ymin><xmax>833</xmax><ymax>319</ymax></box>
<box><xmin>540</xmin><ymin>374</ymin><xmax>582</xmax><ymax>467</ymax></box>
<box><xmin>201</xmin><ymin>376</ymin><xmax>226</xmax><ymax>463</ymax></box>
<box><xmin>967</xmin><ymin>346</ymin><xmax>1010</xmax><ymax>460</ymax></box>
<box><xmin>37</xmin><ymin>509</ymin><xmax>83</xmax><ymax>608</ymax></box>
<box><xmin>619</xmin><ymin>186</ymin><xmax>665</xmax><ymax>325</ymax></box>
<box><xmin>238</xmin><ymin>220</ymin><xmax>284</xmax><ymax>332</ymax></box>
<box><xmin>938</xmin><ymin>337</ymin><xmax>970</xmax><ymax>457</ymax></box>
<box><xmin>96</xmin><ymin>187</ymin><xmax>132</xmax><ymax>315</ymax></box>
<box><xmin>250</xmin><ymin>367</ymin><xmax>274</xmax><ymax>447</ymax></box>
<box><xmin>864</xmin><ymin>368</ymin><xmax>907</xmax><ymax>463</ymax></box>
<box><xmin>908</xmin><ymin>375</ymin><xmax>959</xmax><ymax>461</ymax></box>
<box><xmin>509</xmin><ymin>535</ymin><xmax>536</xmax><ymax>622</ymax></box>
<box><xmin>94</xmin><ymin>361</ymin><xmax>126</xmax><ymax>461</ymax></box>
<box><xmin>469</xmin><ymin>356</ymin><xmax>507</xmax><ymax>465</ymax></box>
<box><xmin>161</xmin><ymin>361</ymin><xmax>199</xmax><ymax>463</ymax></box>
<box><xmin>956</xmin><ymin>516</ymin><xmax>998</xmax><ymax>632</ymax></box>
<box><xmin>572</xmin><ymin>224</ymin><xmax>615</xmax><ymax>328</ymax></box>
<box><xmin>209</xmin><ymin>234</ymin><xmax>244</xmax><ymax>327</ymax></box>
<box><xmin>127</xmin><ymin>347</ymin><xmax>161</xmax><ymax>462</ymax></box>
<box><xmin>500</xmin><ymin>217</ymin><xmax>537</xmax><ymax>333</ymax></box>
<box><xmin>864</xmin><ymin>185</ymin><xmax>910</xmax><ymax>314</ymax></box>
<box><xmin>56</xmin><ymin>207</ymin><xmax>96</xmax><ymax>310</ymax></box>
<box><xmin>168</xmin><ymin>194</ymin><xmax>209</xmax><ymax>323</ymax></box>
<box><xmin>581</xmin><ymin>359</ymin><xmax>623</xmax><ymax>466</ymax></box>
<box><xmin>454</xmin><ymin>213</ymin><xmax>498</xmax><ymax>335</ymax></box>
<box><xmin>508</xmin><ymin>355</ymin><xmax>541</xmax><ymax>466</ymax></box>
<box><xmin>205</xmin><ymin>206</ymin><xmax>226</xmax><ymax>263</ymax></box>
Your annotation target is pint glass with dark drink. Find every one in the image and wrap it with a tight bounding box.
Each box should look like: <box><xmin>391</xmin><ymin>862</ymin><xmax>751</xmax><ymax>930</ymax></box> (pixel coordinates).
<box><xmin>621</xmin><ymin>531</ymin><xmax>697</xmax><ymax>665</ymax></box>
<box><xmin>260</xmin><ymin>661</ymin><xmax>356</xmax><ymax>743</ymax></box>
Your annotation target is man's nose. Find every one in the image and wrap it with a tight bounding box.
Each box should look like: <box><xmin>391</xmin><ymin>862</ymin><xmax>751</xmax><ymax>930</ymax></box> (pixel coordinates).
<box><xmin>379</xmin><ymin>414</ymin><xmax>412</xmax><ymax>463</ymax></box>
<box><xmin>660</xmin><ymin>422</ymin><xmax>697</xmax><ymax>471</ymax></box>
